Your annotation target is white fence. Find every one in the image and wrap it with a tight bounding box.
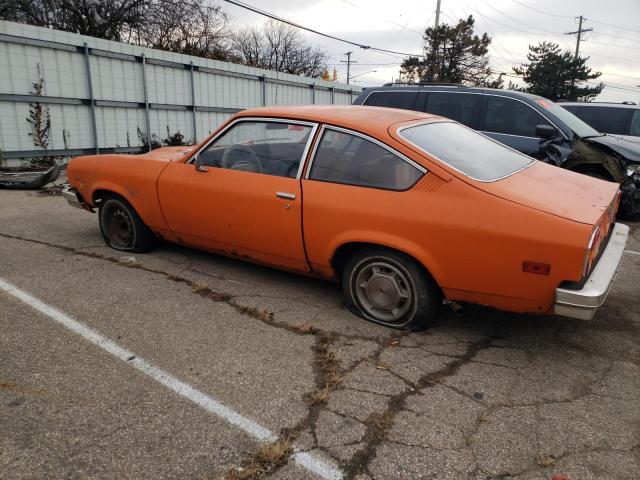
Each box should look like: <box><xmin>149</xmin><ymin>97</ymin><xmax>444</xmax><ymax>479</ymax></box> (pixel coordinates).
<box><xmin>0</xmin><ymin>21</ymin><xmax>361</xmax><ymax>166</ymax></box>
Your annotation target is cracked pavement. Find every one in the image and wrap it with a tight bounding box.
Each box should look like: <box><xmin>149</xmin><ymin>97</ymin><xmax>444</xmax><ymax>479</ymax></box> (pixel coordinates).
<box><xmin>1</xmin><ymin>188</ymin><xmax>639</xmax><ymax>480</ymax></box>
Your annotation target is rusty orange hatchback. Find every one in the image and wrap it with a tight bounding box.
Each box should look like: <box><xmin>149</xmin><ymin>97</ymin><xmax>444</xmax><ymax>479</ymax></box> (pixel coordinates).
<box><xmin>64</xmin><ymin>106</ymin><xmax>629</xmax><ymax>330</ymax></box>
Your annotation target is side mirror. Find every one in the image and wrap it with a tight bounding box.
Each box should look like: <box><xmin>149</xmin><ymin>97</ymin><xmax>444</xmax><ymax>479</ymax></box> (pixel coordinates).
<box><xmin>535</xmin><ymin>124</ymin><xmax>558</xmax><ymax>140</ymax></box>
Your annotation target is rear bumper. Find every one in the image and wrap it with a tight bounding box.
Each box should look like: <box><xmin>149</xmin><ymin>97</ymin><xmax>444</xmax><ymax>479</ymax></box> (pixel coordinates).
<box><xmin>554</xmin><ymin>223</ymin><xmax>629</xmax><ymax>320</ymax></box>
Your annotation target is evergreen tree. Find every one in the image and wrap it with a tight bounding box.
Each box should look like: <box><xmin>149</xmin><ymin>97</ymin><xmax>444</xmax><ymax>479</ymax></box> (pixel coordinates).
<box><xmin>512</xmin><ymin>42</ymin><xmax>602</xmax><ymax>101</ymax></box>
<box><xmin>400</xmin><ymin>15</ymin><xmax>502</xmax><ymax>87</ymax></box>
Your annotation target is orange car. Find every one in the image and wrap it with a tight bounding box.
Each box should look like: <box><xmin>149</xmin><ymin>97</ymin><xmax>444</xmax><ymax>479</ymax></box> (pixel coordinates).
<box><xmin>64</xmin><ymin>106</ymin><xmax>629</xmax><ymax>330</ymax></box>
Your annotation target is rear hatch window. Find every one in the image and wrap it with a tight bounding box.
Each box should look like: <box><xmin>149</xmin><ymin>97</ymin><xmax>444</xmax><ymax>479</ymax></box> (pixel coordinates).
<box><xmin>398</xmin><ymin>121</ymin><xmax>534</xmax><ymax>182</ymax></box>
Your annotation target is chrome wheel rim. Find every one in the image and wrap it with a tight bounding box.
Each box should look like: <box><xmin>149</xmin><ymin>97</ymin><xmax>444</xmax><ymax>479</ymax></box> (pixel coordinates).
<box><xmin>353</xmin><ymin>260</ymin><xmax>414</xmax><ymax>324</ymax></box>
<box><xmin>103</xmin><ymin>202</ymin><xmax>134</xmax><ymax>249</ymax></box>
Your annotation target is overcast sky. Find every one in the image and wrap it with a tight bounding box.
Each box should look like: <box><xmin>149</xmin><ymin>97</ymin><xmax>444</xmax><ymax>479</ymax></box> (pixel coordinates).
<box><xmin>221</xmin><ymin>0</ymin><xmax>640</xmax><ymax>102</ymax></box>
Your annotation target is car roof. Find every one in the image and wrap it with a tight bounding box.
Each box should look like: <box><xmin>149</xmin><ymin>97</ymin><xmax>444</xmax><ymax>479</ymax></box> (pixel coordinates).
<box><xmin>558</xmin><ymin>101</ymin><xmax>639</xmax><ymax>109</ymax></box>
<box><xmin>236</xmin><ymin>105</ymin><xmax>439</xmax><ymax>136</ymax></box>
<box><xmin>360</xmin><ymin>84</ymin><xmax>545</xmax><ymax>102</ymax></box>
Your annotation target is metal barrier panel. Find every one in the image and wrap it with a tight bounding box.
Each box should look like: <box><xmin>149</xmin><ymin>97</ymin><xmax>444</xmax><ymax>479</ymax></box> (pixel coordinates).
<box><xmin>0</xmin><ymin>21</ymin><xmax>361</xmax><ymax>165</ymax></box>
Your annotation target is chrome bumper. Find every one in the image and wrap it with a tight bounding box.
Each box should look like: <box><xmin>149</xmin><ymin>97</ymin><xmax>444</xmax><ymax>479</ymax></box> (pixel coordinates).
<box><xmin>62</xmin><ymin>186</ymin><xmax>84</xmax><ymax>209</ymax></box>
<box><xmin>555</xmin><ymin>223</ymin><xmax>629</xmax><ymax>320</ymax></box>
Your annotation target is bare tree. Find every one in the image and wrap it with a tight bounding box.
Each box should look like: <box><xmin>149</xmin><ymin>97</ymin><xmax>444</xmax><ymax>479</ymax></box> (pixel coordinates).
<box><xmin>1</xmin><ymin>0</ymin><xmax>148</xmax><ymax>41</ymax></box>
<box><xmin>131</xmin><ymin>1</ymin><xmax>231</xmax><ymax>59</ymax></box>
<box><xmin>231</xmin><ymin>20</ymin><xmax>328</xmax><ymax>78</ymax></box>
<box><xmin>0</xmin><ymin>1</ymin><xmax>232</xmax><ymax>59</ymax></box>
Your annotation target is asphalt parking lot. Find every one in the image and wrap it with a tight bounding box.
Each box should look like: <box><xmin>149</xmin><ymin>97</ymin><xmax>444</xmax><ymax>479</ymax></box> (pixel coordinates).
<box><xmin>1</xmin><ymin>188</ymin><xmax>639</xmax><ymax>480</ymax></box>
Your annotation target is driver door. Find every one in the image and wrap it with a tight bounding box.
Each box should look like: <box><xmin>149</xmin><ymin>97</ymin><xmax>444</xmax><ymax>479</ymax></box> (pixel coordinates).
<box><xmin>157</xmin><ymin>118</ymin><xmax>317</xmax><ymax>272</ymax></box>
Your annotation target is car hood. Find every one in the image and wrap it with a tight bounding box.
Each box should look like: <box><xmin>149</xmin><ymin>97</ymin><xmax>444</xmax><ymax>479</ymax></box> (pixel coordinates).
<box><xmin>478</xmin><ymin>161</ymin><xmax>619</xmax><ymax>225</ymax></box>
<box><xmin>139</xmin><ymin>146</ymin><xmax>196</xmax><ymax>162</ymax></box>
<box><xmin>583</xmin><ymin>134</ymin><xmax>640</xmax><ymax>163</ymax></box>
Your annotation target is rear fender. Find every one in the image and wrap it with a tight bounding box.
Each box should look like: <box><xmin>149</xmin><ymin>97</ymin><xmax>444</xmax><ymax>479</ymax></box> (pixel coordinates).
<box><xmin>327</xmin><ymin>230</ymin><xmax>445</xmax><ymax>287</ymax></box>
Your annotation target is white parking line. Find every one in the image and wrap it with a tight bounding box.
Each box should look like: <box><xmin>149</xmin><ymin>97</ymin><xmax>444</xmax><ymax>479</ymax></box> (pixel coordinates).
<box><xmin>624</xmin><ymin>250</ymin><xmax>640</xmax><ymax>256</ymax></box>
<box><xmin>0</xmin><ymin>277</ymin><xmax>343</xmax><ymax>480</ymax></box>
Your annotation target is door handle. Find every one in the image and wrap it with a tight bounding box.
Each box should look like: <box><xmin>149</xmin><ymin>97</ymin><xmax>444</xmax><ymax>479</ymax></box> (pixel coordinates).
<box><xmin>276</xmin><ymin>192</ymin><xmax>296</xmax><ymax>200</ymax></box>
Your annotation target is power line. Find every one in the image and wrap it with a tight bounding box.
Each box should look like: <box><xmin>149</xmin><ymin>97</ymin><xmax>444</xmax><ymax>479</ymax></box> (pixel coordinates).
<box><xmin>590</xmin><ymin>31</ymin><xmax>640</xmax><ymax>43</ymax></box>
<box><xmin>481</xmin><ymin>2</ymin><xmax>563</xmax><ymax>36</ymax></box>
<box><xmin>582</xmin><ymin>50</ymin><xmax>640</xmax><ymax>66</ymax></box>
<box><xmin>600</xmin><ymin>72</ymin><xmax>640</xmax><ymax>80</ymax></box>
<box><xmin>473</xmin><ymin>9</ymin><xmax>523</xmax><ymax>63</ymax></box>
<box><xmin>589</xmin><ymin>19</ymin><xmax>640</xmax><ymax>35</ymax></box>
<box><xmin>336</xmin><ymin>0</ymin><xmax>424</xmax><ymax>35</ymax></box>
<box><xmin>220</xmin><ymin>0</ymin><xmax>426</xmax><ymax>58</ymax></box>
<box><xmin>507</xmin><ymin>0</ymin><xmax>640</xmax><ymax>34</ymax></box>
<box><xmin>467</xmin><ymin>7</ymin><xmax>556</xmax><ymax>37</ymax></box>
<box><xmin>469</xmin><ymin>6</ymin><xmax>640</xmax><ymax>52</ymax></box>
<box><xmin>587</xmin><ymin>39</ymin><xmax>640</xmax><ymax>51</ymax></box>
<box><xmin>506</xmin><ymin>0</ymin><xmax>573</xmax><ymax>19</ymax></box>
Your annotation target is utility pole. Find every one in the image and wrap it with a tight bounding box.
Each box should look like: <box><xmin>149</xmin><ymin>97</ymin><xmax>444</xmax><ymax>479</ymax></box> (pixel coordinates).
<box><xmin>565</xmin><ymin>15</ymin><xmax>592</xmax><ymax>92</ymax></box>
<box><xmin>340</xmin><ymin>52</ymin><xmax>357</xmax><ymax>84</ymax></box>
<box><xmin>566</xmin><ymin>15</ymin><xmax>591</xmax><ymax>60</ymax></box>
<box><xmin>435</xmin><ymin>0</ymin><xmax>442</xmax><ymax>28</ymax></box>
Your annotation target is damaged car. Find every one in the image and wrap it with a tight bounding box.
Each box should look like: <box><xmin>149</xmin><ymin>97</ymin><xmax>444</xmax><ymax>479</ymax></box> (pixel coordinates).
<box><xmin>64</xmin><ymin>106</ymin><xmax>629</xmax><ymax>330</ymax></box>
<box><xmin>354</xmin><ymin>84</ymin><xmax>640</xmax><ymax>218</ymax></box>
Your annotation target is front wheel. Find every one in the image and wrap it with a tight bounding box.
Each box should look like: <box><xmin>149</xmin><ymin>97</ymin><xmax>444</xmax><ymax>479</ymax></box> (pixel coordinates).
<box><xmin>342</xmin><ymin>248</ymin><xmax>441</xmax><ymax>331</ymax></box>
<box><xmin>99</xmin><ymin>194</ymin><xmax>155</xmax><ymax>252</ymax></box>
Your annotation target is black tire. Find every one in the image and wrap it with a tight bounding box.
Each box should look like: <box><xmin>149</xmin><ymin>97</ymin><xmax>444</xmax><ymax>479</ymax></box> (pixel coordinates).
<box><xmin>98</xmin><ymin>194</ymin><xmax>155</xmax><ymax>253</ymax></box>
<box><xmin>341</xmin><ymin>247</ymin><xmax>441</xmax><ymax>331</ymax></box>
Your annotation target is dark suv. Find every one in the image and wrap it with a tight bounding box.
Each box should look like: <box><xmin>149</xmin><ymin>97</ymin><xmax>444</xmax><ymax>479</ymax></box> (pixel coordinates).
<box><xmin>353</xmin><ymin>84</ymin><xmax>640</xmax><ymax>217</ymax></box>
<box><xmin>558</xmin><ymin>101</ymin><xmax>640</xmax><ymax>141</ymax></box>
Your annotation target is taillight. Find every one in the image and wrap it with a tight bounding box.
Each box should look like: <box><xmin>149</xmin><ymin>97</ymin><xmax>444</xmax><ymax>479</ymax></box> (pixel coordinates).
<box><xmin>582</xmin><ymin>224</ymin><xmax>603</xmax><ymax>277</ymax></box>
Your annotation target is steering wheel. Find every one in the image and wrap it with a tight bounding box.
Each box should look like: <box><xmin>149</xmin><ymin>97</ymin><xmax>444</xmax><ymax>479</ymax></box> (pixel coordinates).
<box><xmin>221</xmin><ymin>145</ymin><xmax>262</xmax><ymax>173</ymax></box>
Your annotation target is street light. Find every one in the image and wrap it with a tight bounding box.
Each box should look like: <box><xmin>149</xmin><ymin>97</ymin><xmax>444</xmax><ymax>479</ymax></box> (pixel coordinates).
<box><xmin>350</xmin><ymin>70</ymin><xmax>377</xmax><ymax>80</ymax></box>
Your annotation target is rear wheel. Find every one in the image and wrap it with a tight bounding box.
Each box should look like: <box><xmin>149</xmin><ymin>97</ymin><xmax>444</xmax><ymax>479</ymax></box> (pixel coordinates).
<box><xmin>342</xmin><ymin>247</ymin><xmax>440</xmax><ymax>331</ymax></box>
<box><xmin>99</xmin><ymin>194</ymin><xmax>155</xmax><ymax>252</ymax></box>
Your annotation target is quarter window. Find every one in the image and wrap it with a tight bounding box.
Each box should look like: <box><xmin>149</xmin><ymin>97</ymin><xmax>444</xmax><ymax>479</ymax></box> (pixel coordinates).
<box><xmin>484</xmin><ymin>96</ymin><xmax>552</xmax><ymax>137</ymax></box>
<box><xmin>309</xmin><ymin>129</ymin><xmax>423</xmax><ymax>190</ymax></box>
<box><xmin>197</xmin><ymin>121</ymin><xmax>312</xmax><ymax>178</ymax></box>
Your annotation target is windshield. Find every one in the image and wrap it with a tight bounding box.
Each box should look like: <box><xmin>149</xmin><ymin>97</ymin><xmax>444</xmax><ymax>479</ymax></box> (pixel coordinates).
<box><xmin>533</xmin><ymin>98</ymin><xmax>601</xmax><ymax>138</ymax></box>
<box><xmin>399</xmin><ymin>121</ymin><xmax>535</xmax><ymax>182</ymax></box>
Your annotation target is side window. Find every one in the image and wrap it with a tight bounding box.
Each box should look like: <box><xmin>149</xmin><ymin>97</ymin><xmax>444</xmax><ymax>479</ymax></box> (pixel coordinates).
<box><xmin>629</xmin><ymin>110</ymin><xmax>640</xmax><ymax>136</ymax></box>
<box><xmin>309</xmin><ymin>129</ymin><xmax>423</xmax><ymax>190</ymax></box>
<box><xmin>424</xmin><ymin>92</ymin><xmax>481</xmax><ymax>127</ymax></box>
<box><xmin>576</xmin><ymin>107</ymin><xmax>631</xmax><ymax>135</ymax></box>
<box><xmin>484</xmin><ymin>96</ymin><xmax>552</xmax><ymax>137</ymax></box>
<box><xmin>197</xmin><ymin>121</ymin><xmax>312</xmax><ymax>178</ymax></box>
<box><xmin>561</xmin><ymin>105</ymin><xmax>579</xmax><ymax>115</ymax></box>
<box><xmin>364</xmin><ymin>91</ymin><xmax>418</xmax><ymax>110</ymax></box>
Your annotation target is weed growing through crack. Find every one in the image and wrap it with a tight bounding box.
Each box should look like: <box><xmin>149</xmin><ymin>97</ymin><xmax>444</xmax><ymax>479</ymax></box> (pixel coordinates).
<box><xmin>305</xmin><ymin>336</ymin><xmax>343</xmax><ymax>405</ymax></box>
<box><xmin>223</xmin><ymin>436</ymin><xmax>293</xmax><ymax>480</ymax></box>
<box><xmin>307</xmin><ymin>384</ymin><xmax>331</xmax><ymax>405</ymax></box>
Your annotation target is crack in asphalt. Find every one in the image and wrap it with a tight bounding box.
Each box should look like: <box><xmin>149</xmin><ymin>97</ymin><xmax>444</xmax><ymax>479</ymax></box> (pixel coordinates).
<box><xmin>2</xmin><ymin>231</ymin><xmax>638</xmax><ymax>480</ymax></box>
<box><xmin>340</xmin><ymin>335</ymin><xmax>494</xmax><ymax>479</ymax></box>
